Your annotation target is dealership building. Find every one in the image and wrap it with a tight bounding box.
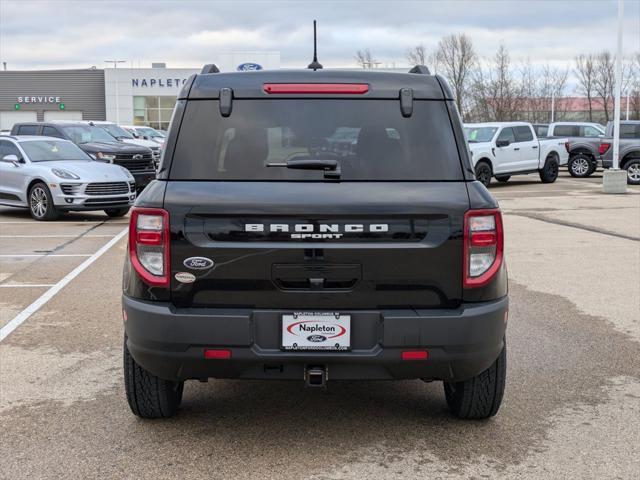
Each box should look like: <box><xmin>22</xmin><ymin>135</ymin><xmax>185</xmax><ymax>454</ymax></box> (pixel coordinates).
<box><xmin>0</xmin><ymin>51</ymin><xmax>280</xmax><ymax>131</ymax></box>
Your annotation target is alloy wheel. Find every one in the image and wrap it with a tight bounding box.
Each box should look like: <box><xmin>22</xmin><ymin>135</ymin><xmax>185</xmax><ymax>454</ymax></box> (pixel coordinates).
<box><xmin>627</xmin><ymin>163</ymin><xmax>640</xmax><ymax>183</ymax></box>
<box><xmin>571</xmin><ymin>157</ymin><xmax>589</xmax><ymax>176</ymax></box>
<box><xmin>30</xmin><ymin>187</ymin><xmax>48</xmax><ymax>218</ymax></box>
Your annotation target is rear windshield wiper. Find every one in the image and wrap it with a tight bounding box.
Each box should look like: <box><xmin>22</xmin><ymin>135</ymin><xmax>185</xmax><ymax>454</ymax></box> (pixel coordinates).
<box><xmin>267</xmin><ymin>159</ymin><xmax>341</xmax><ymax>179</ymax></box>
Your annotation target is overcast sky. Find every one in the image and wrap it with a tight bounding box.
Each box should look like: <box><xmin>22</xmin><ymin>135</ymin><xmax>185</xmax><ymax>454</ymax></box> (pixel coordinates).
<box><xmin>1</xmin><ymin>0</ymin><xmax>638</xmax><ymax>74</ymax></box>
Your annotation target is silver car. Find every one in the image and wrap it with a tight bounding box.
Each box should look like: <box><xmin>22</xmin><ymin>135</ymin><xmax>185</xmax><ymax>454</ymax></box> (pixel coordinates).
<box><xmin>0</xmin><ymin>135</ymin><xmax>136</xmax><ymax>221</ymax></box>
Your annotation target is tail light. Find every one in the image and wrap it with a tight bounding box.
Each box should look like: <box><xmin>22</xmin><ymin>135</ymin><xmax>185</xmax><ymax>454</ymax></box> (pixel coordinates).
<box><xmin>598</xmin><ymin>142</ymin><xmax>611</xmax><ymax>155</ymax></box>
<box><xmin>463</xmin><ymin>209</ymin><xmax>503</xmax><ymax>288</ymax></box>
<box><xmin>129</xmin><ymin>207</ymin><xmax>170</xmax><ymax>287</ymax></box>
<box><xmin>565</xmin><ymin>141</ymin><xmax>571</xmax><ymax>153</ymax></box>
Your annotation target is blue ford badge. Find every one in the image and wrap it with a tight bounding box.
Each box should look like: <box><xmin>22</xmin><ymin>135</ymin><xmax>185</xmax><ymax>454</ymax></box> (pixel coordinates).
<box><xmin>307</xmin><ymin>335</ymin><xmax>327</xmax><ymax>343</ymax></box>
<box><xmin>237</xmin><ymin>62</ymin><xmax>263</xmax><ymax>71</ymax></box>
<box><xmin>183</xmin><ymin>257</ymin><xmax>214</xmax><ymax>270</ymax></box>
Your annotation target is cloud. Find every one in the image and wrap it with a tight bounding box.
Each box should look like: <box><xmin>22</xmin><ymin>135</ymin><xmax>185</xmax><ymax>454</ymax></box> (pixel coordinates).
<box><xmin>0</xmin><ymin>0</ymin><xmax>638</xmax><ymax>72</ymax></box>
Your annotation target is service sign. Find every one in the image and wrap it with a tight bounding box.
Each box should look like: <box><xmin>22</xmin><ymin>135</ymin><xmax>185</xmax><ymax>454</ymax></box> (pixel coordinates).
<box><xmin>281</xmin><ymin>313</ymin><xmax>350</xmax><ymax>351</ymax></box>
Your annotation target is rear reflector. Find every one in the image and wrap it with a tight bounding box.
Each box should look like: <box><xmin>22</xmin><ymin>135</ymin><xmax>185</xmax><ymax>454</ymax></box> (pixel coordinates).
<box><xmin>401</xmin><ymin>350</ymin><xmax>429</xmax><ymax>360</ymax></box>
<box><xmin>204</xmin><ymin>349</ymin><xmax>232</xmax><ymax>359</ymax></box>
<box><xmin>263</xmin><ymin>83</ymin><xmax>369</xmax><ymax>94</ymax></box>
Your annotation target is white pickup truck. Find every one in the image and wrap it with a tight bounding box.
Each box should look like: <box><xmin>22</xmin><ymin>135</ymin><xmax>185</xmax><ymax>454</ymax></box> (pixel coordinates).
<box><xmin>464</xmin><ymin>122</ymin><xmax>569</xmax><ymax>187</ymax></box>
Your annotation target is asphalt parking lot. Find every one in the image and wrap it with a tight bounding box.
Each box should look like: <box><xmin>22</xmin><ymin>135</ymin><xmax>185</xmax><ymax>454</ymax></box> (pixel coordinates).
<box><xmin>1</xmin><ymin>171</ymin><xmax>639</xmax><ymax>479</ymax></box>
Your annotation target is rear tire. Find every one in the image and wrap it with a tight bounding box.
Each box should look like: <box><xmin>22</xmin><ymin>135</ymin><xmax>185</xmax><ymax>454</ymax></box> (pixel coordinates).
<box><xmin>124</xmin><ymin>337</ymin><xmax>184</xmax><ymax>419</ymax></box>
<box><xmin>539</xmin><ymin>156</ymin><xmax>559</xmax><ymax>183</ymax></box>
<box><xmin>444</xmin><ymin>340</ymin><xmax>506</xmax><ymax>419</ymax></box>
<box><xmin>623</xmin><ymin>159</ymin><xmax>640</xmax><ymax>185</ymax></box>
<box><xmin>495</xmin><ymin>176</ymin><xmax>510</xmax><ymax>183</ymax></box>
<box><xmin>568</xmin><ymin>154</ymin><xmax>593</xmax><ymax>178</ymax></box>
<box><xmin>104</xmin><ymin>207</ymin><xmax>130</xmax><ymax>218</ymax></box>
<box><xmin>28</xmin><ymin>182</ymin><xmax>59</xmax><ymax>221</ymax></box>
<box><xmin>475</xmin><ymin>161</ymin><xmax>492</xmax><ymax>187</ymax></box>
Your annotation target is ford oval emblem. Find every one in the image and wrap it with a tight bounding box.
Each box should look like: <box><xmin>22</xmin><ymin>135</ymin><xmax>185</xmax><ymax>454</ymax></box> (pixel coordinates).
<box><xmin>307</xmin><ymin>335</ymin><xmax>327</xmax><ymax>343</ymax></box>
<box><xmin>237</xmin><ymin>62</ymin><xmax>263</xmax><ymax>71</ymax></box>
<box><xmin>183</xmin><ymin>256</ymin><xmax>214</xmax><ymax>270</ymax></box>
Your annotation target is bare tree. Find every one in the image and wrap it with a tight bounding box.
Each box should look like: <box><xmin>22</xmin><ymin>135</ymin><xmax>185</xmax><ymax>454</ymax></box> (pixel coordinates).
<box><xmin>593</xmin><ymin>51</ymin><xmax>616</xmax><ymax>121</ymax></box>
<box><xmin>469</xmin><ymin>44</ymin><xmax>522</xmax><ymax>122</ymax></box>
<box><xmin>405</xmin><ymin>44</ymin><xmax>427</xmax><ymax>66</ymax></box>
<box><xmin>630</xmin><ymin>52</ymin><xmax>640</xmax><ymax>120</ymax></box>
<box><xmin>540</xmin><ymin>64</ymin><xmax>569</xmax><ymax>122</ymax></box>
<box><xmin>575</xmin><ymin>54</ymin><xmax>597</xmax><ymax>122</ymax></box>
<box><xmin>435</xmin><ymin>34</ymin><xmax>477</xmax><ymax>117</ymax></box>
<box><xmin>355</xmin><ymin>49</ymin><xmax>378</xmax><ymax>69</ymax></box>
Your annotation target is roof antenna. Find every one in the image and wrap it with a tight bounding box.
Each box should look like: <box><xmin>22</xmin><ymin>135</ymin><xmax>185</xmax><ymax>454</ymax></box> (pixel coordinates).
<box><xmin>307</xmin><ymin>20</ymin><xmax>323</xmax><ymax>70</ymax></box>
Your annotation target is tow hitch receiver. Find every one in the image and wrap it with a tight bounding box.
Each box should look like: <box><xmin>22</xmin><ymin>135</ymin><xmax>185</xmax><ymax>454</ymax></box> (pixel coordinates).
<box><xmin>305</xmin><ymin>366</ymin><xmax>327</xmax><ymax>387</ymax></box>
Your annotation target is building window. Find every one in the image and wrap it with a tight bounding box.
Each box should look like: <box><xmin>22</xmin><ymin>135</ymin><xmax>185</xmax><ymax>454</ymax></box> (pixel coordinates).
<box><xmin>133</xmin><ymin>96</ymin><xmax>175</xmax><ymax>130</ymax></box>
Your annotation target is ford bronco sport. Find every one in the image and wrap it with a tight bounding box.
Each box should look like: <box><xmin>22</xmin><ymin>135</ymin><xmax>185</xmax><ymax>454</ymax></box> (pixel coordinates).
<box><xmin>123</xmin><ymin>64</ymin><xmax>508</xmax><ymax>420</ymax></box>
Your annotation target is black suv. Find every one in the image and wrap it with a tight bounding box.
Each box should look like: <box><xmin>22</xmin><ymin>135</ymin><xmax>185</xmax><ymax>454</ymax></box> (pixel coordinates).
<box><xmin>11</xmin><ymin>121</ymin><xmax>156</xmax><ymax>190</ymax></box>
<box><xmin>123</xmin><ymin>65</ymin><xmax>508</xmax><ymax>420</ymax></box>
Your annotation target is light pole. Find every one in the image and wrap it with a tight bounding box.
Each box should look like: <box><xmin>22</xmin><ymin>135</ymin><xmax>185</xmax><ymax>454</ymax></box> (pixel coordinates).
<box><xmin>603</xmin><ymin>0</ymin><xmax>627</xmax><ymax>193</ymax></box>
<box><xmin>105</xmin><ymin>60</ymin><xmax>126</xmax><ymax>124</ymax></box>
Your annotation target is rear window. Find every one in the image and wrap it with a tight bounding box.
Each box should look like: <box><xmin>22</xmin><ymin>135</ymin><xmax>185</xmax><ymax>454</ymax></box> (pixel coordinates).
<box><xmin>514</xmin><ymin>126</ymin><xmax>534</xmax><ymax>142</ymax></box>
<box><xmin>620</xmin><ymin>124</ymin><xmax>640</xmax><ymax>139</ymax></box>
<box><xmin>17</xmin><ymin>125</ymin><xmax>39</xmax><ymax>135</ymax></box>
<box><xmin>553</xmin><ymin>125</ymin><xmax>579</xmax><ymax>137</ymax></box>
<box><xmin>534</xmin><ymin>125</ymin><xmax>548</xmax><ymax>137</ymax></box>
<box><xmin>170</xmin><ymin>99</ymin><xmax>463</xmax><ymax>181</ymax></box>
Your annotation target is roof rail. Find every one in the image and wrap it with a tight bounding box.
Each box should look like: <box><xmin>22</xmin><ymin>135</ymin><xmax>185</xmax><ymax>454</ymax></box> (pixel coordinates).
<box><xmin>201</xmin><ymin>64</ymin><xmax>220</xmax><ymax>74</ymax></box>
<box><xmin>408</xmin><ymin>65</ymin><xmax>430</xmax><ymax>75</ymax></box>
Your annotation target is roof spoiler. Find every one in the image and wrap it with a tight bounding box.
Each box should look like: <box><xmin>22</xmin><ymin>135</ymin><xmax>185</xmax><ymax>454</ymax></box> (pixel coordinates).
<box><xmin>408</xmin><ymin>65</ymin><xmax>430</xmax><ymax>75</ymax></box>
<box><xmin>201</xmin><ymin>64</ymin><xmax>220</xmax><ymax>74</ymax></box>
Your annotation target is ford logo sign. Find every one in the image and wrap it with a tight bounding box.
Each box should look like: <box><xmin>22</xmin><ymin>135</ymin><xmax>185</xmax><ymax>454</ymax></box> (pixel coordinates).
<box><xmin>237</xmin><ymin>62</ymin><xmax>263</xmax><ymax>71</ymax></box>
<box><xmin>183</xmin><ymin>256</ymin><xmax>214</xmax><ymax>270</ymax></box>
<box><xmin>307</xmin><ymin>335</ymin><xmax>327</xmax><ymax>343</ymax></box>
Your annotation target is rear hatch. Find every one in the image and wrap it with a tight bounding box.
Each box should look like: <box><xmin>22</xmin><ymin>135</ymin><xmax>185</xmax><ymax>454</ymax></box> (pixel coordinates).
<box><xmin>164</xmin><ymin>79</ymin><xmax>469</xmax><ymax>310</ymax></box>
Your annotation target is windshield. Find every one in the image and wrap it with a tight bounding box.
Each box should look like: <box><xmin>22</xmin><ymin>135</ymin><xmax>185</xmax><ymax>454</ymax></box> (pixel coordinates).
<box><xmin>464</xmin><ymin>127</ymin><xmax>498</xmax><ymax>143</ymax></box>
<box><xmin>62</xmin><ymin>125</ymin><xmax>118</xmax><ymax>144</ymax></box>
<box><xmin>137</xmin><ymin>127</ymin><xmax>163</xmax><ymax>138</ymax></box>
<box><xmin>21</xmin><ymin>140</ymin><xmax>91</xmax><ymax>162</ymax></box>
<box><xmin>99</xmin><ymin>124</ymin><xmax>133</xmax><ymax>139</ymax></box>
<box><xmin>170</xmin><ymin>99</ymin><xmax>463</xmax><ymax>181</ymax></box>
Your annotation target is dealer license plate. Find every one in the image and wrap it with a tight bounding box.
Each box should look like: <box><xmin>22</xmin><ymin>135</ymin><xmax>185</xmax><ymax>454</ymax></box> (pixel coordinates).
<box><xmin>281</xmin><ymin>312</ymin><xmax>351</xmax><ymax>351</ymax></box>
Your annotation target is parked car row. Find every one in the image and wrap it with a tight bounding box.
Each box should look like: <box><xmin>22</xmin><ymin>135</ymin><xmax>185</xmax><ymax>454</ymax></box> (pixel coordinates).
<box><xmin>534</xmin><ymin>120</ymin><xmax>640</xmax><ymax>185</ymax></box>
<box><xmin>0</xmin><ymin>121</ymin><xmax>167</xmax><ymax>220</ymax></box>
<box><xmin>466</xmin><ymin>120</ymin><xmax>640</xmax><ymax>185</ymax></box>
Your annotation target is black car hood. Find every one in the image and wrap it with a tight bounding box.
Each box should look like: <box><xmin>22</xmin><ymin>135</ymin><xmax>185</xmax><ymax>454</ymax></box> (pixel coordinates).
<box><xmin>78</xmin><ymin>141</ymin><xmax>151</xmax><ymax>154</ymax></box>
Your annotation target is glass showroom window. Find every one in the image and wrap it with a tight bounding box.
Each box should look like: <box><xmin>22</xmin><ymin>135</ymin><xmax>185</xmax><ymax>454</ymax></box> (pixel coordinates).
<box><xmin>133</xmin><ymin>96</ymin><xmax>176</xmax><ymax>130</ymax></box>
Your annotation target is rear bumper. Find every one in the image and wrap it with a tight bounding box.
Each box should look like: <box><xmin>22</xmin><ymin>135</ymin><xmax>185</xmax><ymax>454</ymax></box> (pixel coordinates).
<box><xmin>123</xmin><ymin>295</ymin><xmax>508</xmax><ymax>383</ymax></box>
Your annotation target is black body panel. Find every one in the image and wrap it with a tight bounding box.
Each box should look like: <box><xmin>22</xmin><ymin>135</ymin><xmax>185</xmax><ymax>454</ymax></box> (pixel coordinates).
<box><xmin>162</xmin><ymin>181</ymin><xmax>469</xmax><ymax>310</ymax></box>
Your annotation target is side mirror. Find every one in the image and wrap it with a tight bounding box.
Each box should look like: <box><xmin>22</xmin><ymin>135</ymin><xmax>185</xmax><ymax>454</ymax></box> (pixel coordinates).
<box><xmin>496</xmin><ymin>139</ymin><xmax>510</xmax><ymax>147</ymax></box>
<box><xmin>2</xmin><ymin>154</ymin><xmax>22</xmax><ymax>166</ymax></box>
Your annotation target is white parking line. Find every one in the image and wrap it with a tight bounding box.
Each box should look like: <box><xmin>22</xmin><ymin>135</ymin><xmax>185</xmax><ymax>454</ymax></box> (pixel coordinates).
<box><xmin>0</xmin><ymin>284</ymin><xmax>55</xmax><ymax>288</ymax></box>
<box><xmin>0</xmin><ymin>228</ymin><xmax>128</xmax><ymax>342</ymax></box>
<box><xmin>0</xmin><ymin>221</ymin><xmax>128</xmax><ymax>224</ymax></box>
<box><xmin>0</xmin><ymin>235</ymin><xmax>116</xmax><ymax>238</ymax></box>
<box><xmin>0</xmin><ymin>254</ymin><xmax>93</xmax><ymax>258</ymax></box>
